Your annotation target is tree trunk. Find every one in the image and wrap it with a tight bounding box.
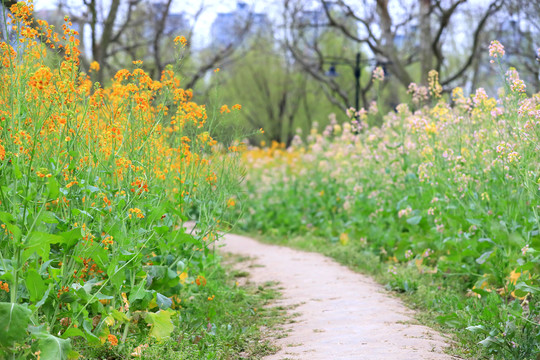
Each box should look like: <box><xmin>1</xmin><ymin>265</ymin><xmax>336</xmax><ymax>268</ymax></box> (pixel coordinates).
<box><xmin>419</xmin><ymin>0</ymin><xmax>432</xmax><ymax>85</ymax></box>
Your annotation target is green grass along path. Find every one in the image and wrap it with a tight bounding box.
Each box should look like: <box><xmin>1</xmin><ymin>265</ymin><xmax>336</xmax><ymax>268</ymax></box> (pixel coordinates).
<box><xmin>221</xmin><ymin>233</ymin><xmax>458</xmax><ymax>360</ymax></box>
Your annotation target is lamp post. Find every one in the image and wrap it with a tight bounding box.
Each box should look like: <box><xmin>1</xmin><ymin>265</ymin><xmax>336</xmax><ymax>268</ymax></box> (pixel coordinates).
<box><xmin>325</xmin><ymin>52</ymin><xmax>388</xmax><ymax>111</ymax></box>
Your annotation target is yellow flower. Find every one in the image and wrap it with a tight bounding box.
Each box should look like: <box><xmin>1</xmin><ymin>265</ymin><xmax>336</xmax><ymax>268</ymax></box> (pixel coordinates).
<box><xmin>220</xmin><ymin>105</ymin><xmax>230</xmax><ymax>114</ymax></box>
<box><xmin>174</xmin><ymin>36</ymin><xmax>187</xmax><ymax>47</ymax></box>
<box><xmin>339</xmin><ymin>233</ymin><xmax>349</xmax><ymax>246</ymax></box>
<box><xmin>89</xmin><ymin>61</ymin><xmax>100</xmax><ymax>72</ymax></box>
<box><xmin>179</xmin><ymin>272</ymin><xmax>188</xmax><ymax>284</ymax></box>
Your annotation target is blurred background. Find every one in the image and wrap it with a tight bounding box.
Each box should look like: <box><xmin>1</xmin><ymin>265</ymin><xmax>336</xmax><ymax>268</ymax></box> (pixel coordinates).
<box><xmin>2</xmin><ymin>0</ymin><xmax>539</xmax><ymax>144</ymax></box>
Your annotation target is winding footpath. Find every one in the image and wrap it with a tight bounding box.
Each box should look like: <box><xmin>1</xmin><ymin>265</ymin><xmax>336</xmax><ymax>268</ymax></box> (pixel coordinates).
<box><xmin>221</xmin><ymin>233</ymin><xmax>459</xmax><ymax>360</ymax></box>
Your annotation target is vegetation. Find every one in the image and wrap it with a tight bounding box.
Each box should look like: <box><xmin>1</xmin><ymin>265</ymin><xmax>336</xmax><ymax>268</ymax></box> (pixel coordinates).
<box><xmin>0</xmin><ymin>3</ymin><xmax>276</xmax><ymax>359</ymax></box>
<box><xmin>236</xmin><ymin>49</ymin><xmax>540</xmax><ymax>359</ymax></box>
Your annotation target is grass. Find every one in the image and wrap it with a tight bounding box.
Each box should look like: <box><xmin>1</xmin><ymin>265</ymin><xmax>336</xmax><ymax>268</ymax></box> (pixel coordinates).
<box><xmin>74</xmin><ymin>252</ymin><xmax>286</xmax><ymax>359</ymax></box>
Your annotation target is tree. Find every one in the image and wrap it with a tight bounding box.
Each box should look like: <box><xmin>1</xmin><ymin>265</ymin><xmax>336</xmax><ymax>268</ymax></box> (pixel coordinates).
<box><xmin>284</xmin><ymin>0</ymin><xmax>504</xmax><ymax>111</ymax></box>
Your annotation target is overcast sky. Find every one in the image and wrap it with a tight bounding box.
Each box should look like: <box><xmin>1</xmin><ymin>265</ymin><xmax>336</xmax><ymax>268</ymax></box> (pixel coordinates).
<box><xmin>33</xmin><ymin>0</ymin><xmax>280</xmax><ymax>46</ymax></box>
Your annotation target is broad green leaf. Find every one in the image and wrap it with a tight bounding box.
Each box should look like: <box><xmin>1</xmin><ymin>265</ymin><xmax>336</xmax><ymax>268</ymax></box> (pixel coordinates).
<box><xmin>0</xmin><ymin>302</ymin><xmax>31</xmax><ymax>347</ymax></box>
<box><xmin>107</xmin><ymin>262</ymin><xmax>126</xmax><ymax>289</ymax></box>
<box><xmin>0</xmin><ymin>212</ymin><xmax>22</xmax><ymax>241</ymax></box>
<box><xmin>25</xmin><ymin>269</ymin><xmax>47</xmax><ymax>303</ymax></box>
<box><xmin>475</xmin><ymin>250</ymin><xmax>494</xmax><ymax>265</ymax></box>
<box><xmin>129</xmin><ymin>280</ymin><xmax>150</xmax><ymax>303</ymax></box>
<box><xmin>35</xmin><ymin>285</ymin><xmax>53</xmax><ymax>309</ymax></box>
<box><xmin>110</xmin><ymin>309</ymin><xmax>130</xmax><ymax>323</ymax></box>
<box><xmin>38</xmin><ymin>211</ymin><xmax>58</xmax><ymax>224</ymax></box>
<box><xmin>82</xmin><ymin>320</ymin><xmax>100</xmax><ymax>344</ymax></box>
<box><xmin>466</xmin><ymin>325</ymin><xmax>487</xmax><ymax>334</ymax></box>
<box><xmin>145</xmin><ymin>309</ymin><xmax>175</xmax><ymax>341</ymax></box>
<box><xmin>435</xmin><ymin>313</ymin><xmax>462</xmax><ymax>328</ymax></box>
<box><xmin>24</xmin><ymin>231</ymin><xmax>64</xmax><ymax>262</ymax></box>
<box><xmin>156</xmin><ymin>293</ymin><xmax>172</xmax><ymax>309</ymax></box>
<box><xmin>59</xmin><ymin>228</ymin><xmax>82</xmax><ymax>248</ymax></box>
<box><xmin>515</xmin><ymin>281</ymin><xmax>540</xmax><ymax>294</ymax></box>
<box><xmin>153</xmin><ymin>225</ymin><xmax>170</xmax><ymax>235</ymax></box>
<box><xmin>47</xmin><ymin>177</ymin><xmax>59</xmax><ymax>199</ymax></box>
<box><xmin>72</xmin><ymin>208</ymin><xmax>93</xmax><ymax>219</ymax></box>
<box><xmin>60</xmin><ymin>328</ymin><xmax>85</xmax><ymax>339</ymax></box>
<box><xmin>466</xmin><ymin>218</ymin><xmax>482</xmax><ymax>226</ymax></box>
<box><xmin>478</xmin><ymin>335</ymin><xmax>502</xmax><ymax>347</ymax></box>
<box><xmin>406</xmin><ymin>215</ymin><xmax>422</xmax><ymax>225</ymax></box>
<box><xmin>35</xmin><ymin>333</ymin><xmax>72</xmax><ymax>360</ymax></box>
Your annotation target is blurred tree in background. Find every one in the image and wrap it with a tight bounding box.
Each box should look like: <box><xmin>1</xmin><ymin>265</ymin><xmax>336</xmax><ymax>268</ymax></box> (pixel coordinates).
<box><xmin>1</xmin><ymin>0</ymin><xmax>539</xmax><ymax>143</ymax></box>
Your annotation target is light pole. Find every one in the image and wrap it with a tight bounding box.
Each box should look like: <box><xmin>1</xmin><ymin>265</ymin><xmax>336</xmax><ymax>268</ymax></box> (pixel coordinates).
<box><xmin>325</xmin><ymin>52</ymin><xmax>388</xmax><ymax>111</ymax></box>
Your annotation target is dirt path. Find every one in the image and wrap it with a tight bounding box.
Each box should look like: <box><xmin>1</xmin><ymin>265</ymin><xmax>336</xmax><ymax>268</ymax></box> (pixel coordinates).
<box><xmin>221</xmin><ymin>233</ymin><xmax>458</xmax><ymax>360</ymax></box>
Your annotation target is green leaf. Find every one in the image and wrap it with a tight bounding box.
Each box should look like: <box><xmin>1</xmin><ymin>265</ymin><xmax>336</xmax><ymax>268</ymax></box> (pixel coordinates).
<box><xmin>60</xmin><ymin>328</ymin><xmax>85</xmax><ymax>339</ymax></box>
<box><xmin>466</xmin><ymin>325</ymin><xmax>487</xmax><ymax>334</ymax></box>
<box><xmin>406</xmin><ymin>215</ymin><xmax>422</xmax><ymax>225</ymax></box>
<box><xmin>0</xmin><ymin>302</ymin><xmax>32</xmax><ymax>347</ymax></box>
<box><xmin>47</xmin><ymin>177</ymin><xmax>59</xmax><ymax>199</ymax></box>
<box><xmin>72</xmin><ymin>209</ymin><xmax>93</xmax><ymax>219</ymax></box>
<box><xmin>110</xmin><ymin>309</ymin><xmax>130</xmax><ymax>323</ymax></box>
<box><xmin>145</xmin><ymin>309</ymin><xmax>175</xmax><ymax>341</ymax></box>
<box><xmin>35</xmin><ymin>333</ymin><xmax>72</xmax><ymax>360</ymax></box>
<box><xmin>39</xmin><ymin>211</ymin><xmax>58</xmax><ymax>224</ymax></box>
<box><xmin>0</xmin><ymin>212</ymin><xmax>22</xmax><ymax>241</ymax></box>
<box><xmin>478</xmin><ymin>335</ymin><xmax>502</xmax><ymax>347</ymax></box>
<box><xmin>129</xmin><ymin>280</ymin><xmax>150</xmax><ymax>303</ymax></box>
<box><xmin>153</xmin><ymin>225</ymin><xmax>170</xmax><ymax>235</ymax></box>
<box><xmin>25</xmin><ymin>269</ymin><xmax>47</xmax><ymax>303</ymax></box>
<box><xmin>466</xmin><ymin>218</ymin><xmax>482</xmax><ymax>226</ymax></box>
<box><xmin>515</xmin><ymin>281</ymin><xmax>540</xmax><ymax>295</ymax></box>
<box><xmin>23</xmin><ymin>232</ymin><xmax>64</xmax><ymax>262</ymax></box>
<box><xmin>435</xmin><ymin>313</ymin><xmax>462</xmax><ymax>328</ymax></box>
<box><xmin>476</xmin><ymin>250</ymin><xmax>494</xmax><ymax>265</ymax></box>
<box><xmin>58</xmin><ymin>228</ymin><xmax>82</xmax><ymax>248</ymax></box>
<box><xmin>82</xmin><ymin>320</ymin><xmax>100</xmax><ymax>344</ymax></box>
<box><xmin>35</xmin><ymin>285</ymin><xmax>53</xmax><ymax>309</ymax></box>
<box><xmin>107</xmin><ymin>262</ymin><xmax>126</xmax><ymax>290</ymax></box>
<box><xmin>156</xmin><ymin>293</ymin><xmax>172</xmax><ymax>310</ymax></box>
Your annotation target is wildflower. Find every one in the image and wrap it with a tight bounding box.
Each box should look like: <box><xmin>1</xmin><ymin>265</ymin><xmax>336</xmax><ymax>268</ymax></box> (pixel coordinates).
<box><xmin>472</xmin><ymin>88</ymin><xmax>488</xmax><ymax>106</ymax></box>
<box><xmin>398</xmin><ymin>206</ymin><xmax>412</xmax><ymax>218</ymax></box>
<box><xmin>207</xmin><ymin>295</ymin><xmax>215</xmax><ymax>301</ymax></box>
<box><xmin>227</xmin><ymin>198</ymin><xmax>236</xmax><ymax>208</ymax></box>
<box><xmin>339</xmin><ymin>233</ymin><xmax>349</xmax><ymax>245</ymax></box>
<box><xmin>510</xmin><ymin>78</ymin><xmax>526</xmax><ymax>93</ymax></box>
<box><xmin>428</xmin><ymin>70</ymin><xmax>442</xmax><ymax>98</ymax></box>
<box><xmin>372</xmin><ymin>66</ymin><xmax>384</xmax><ymax>82</ymax></box>
<box><xmin>89</xmin><ymin>61</ymin><xmax>100</xmax><ymax>72</ymax></box>
<box><xmin>220</xmin><ymin>105</ymin><xmax>230</xmax><ymax>114</ymax></box>
<box><xmin>521</xmin><ymin>244</ymin><xmax>529</xmax><ymax>255</ymax></box>
<box><xmin>131</xmin><ymin>344</ymin><xmax>149</xmax><ymax>357</ymax></box>
<box><xmin>405</xmin><ymin>250</ymin><xmax>413</xmax><ymax>259</ymax></box>
<box><xmin>195</xmin><ymin>275</ymin><xmax>207</xmax><ymax>286</ymax></box>
<box><xmin>488</xmin><ymin>40</ymin><xmax>505</xmax><ymax>59</ymax></box>
<box><xmin>0</xmin><ymin>281</ymin><xmax>9</xmax><ymax>293</ymax></box>
<box><xmin>232</xmin><ymin>104</ymin><xmax>242</xmax><ymax>110</ymax></box>
<box><xmin>132</xmin><ymin>60</ymin><xmax>143</xmax><ymax>66</ymax></box>
<box><xmin>174</xmin><ymin>36</ymin><xmax>187</xmax><ymax>47</ymax></box>
<box><xmin>107</xmin><ymin>334</ymin><xmax>118</xmax><ymax>346</ymax></box>
<box><xmin>214</xmin><ymin>68</ymin><xmax>220</xmax><ymax>73</ymax></box>
<box><xmin>179</xmin><ymin>272</ymin><xmax>188</xmax><ymax>284</ymax></box>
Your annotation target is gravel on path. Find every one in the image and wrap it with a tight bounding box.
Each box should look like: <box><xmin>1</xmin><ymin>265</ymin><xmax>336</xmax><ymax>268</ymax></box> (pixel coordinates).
<box><xmin>221</xmin><ymin>233</ymin><xmax>460</xmax><ymax>360</ymax></box>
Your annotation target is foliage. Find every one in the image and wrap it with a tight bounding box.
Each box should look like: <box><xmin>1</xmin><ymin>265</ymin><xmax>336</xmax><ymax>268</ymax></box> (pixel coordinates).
<box><xmin>237</xmin><ymin>45</ymin><xmax>540</xmax><ymax>359</ymax></box>
<box><xmin>0</xmin><ymin>2</ymin><xmax>248</xmax><ymax>358</ymax></box>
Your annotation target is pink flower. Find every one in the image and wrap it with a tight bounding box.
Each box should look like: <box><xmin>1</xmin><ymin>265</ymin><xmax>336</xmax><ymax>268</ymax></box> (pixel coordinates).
<box><xmin>489</xmin><ymin>40</ymin><xmax>505</xmax><ymax>58</ymax></box>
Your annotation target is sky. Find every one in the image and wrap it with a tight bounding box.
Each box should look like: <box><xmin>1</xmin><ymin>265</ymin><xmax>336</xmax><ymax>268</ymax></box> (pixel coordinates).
<box><xmin>33</xmin><ymin>0</ymin><xmax>279</xmax><ymax>47</ymax></box>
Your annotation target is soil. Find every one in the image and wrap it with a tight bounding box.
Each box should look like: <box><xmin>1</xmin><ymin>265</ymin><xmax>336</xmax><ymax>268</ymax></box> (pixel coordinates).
<box><xmin>220</xmin><ymin>233</ymin><xmax>460</xmax><ymax>360</ymax></box>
